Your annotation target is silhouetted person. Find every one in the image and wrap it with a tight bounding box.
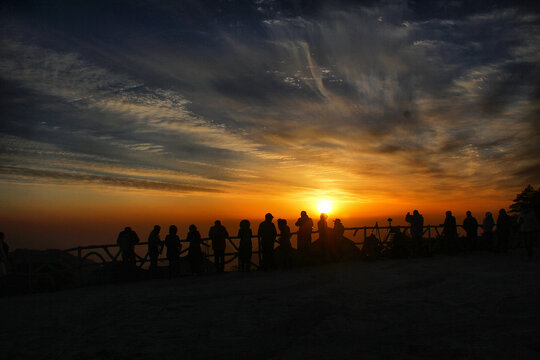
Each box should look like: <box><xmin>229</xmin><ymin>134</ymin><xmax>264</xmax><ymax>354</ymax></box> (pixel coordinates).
<box><xmin>187</xmin><ymin>224</ymin><xmax>203</xmax><ymax>273</ymax></box>
<box><xmin>147</xmin><ymin>225</ymin><xmax>162</xmax><ymax>274</ymax></box>
<box><xmin>237</xmin><ymin>220</ymin><xmax>253</xmax><ymax>272</ymax></box>
<box><xmin>519</xmin><ymin>207</ymin><xmax>539</xmax><ymax>259</ymax></box>
<box><xmin>209</xmin><ymin>220</ymin><xmax>229</xmax><ymax>273</ymax></box>
<box><xmin>295</xmin><ymin>211</ymin><xmax>313</xmax><ymax>251</ymax></box>
<box><xmin>187</xmin><ymin>224</ymin><xmax>203</xmax><ymax>274</ymax></box>
<box><xmin>405</xmin><ymin>210</ymin><xmax>424</xmax><ymax>254</ymax></box>
<box><xmin>333</xmin><ymin>219</ymin><xmax>345</xmax><ymax>242</ymax></box>
<box><xmin>441</xmin><ymin>211</ymin><xmax>457</xmax><ymax>252</ymax></box>
<box><xmin>496</xmin><ymin>209</ymin><xmax>512</xmax><ymax>253</ymax></box>
<box><xmin>463</xmin><ymin>211</ymin><xmax>478</xmax><ymax>251</ymax></box>
<box><xmin>278</xmin><ymin>219</ymin><xmax>292</xmax><ymax>268</ymax></box>
<box><xmin>117</xmin><ymin>227</ymin><xmax>139</xmax><ymax>266</ymax></box>
<box><xmin>483</xmin><ymin>212</ymin><xmax>495</xmax><ymax>250</ymax></box>
<box><xmin>333</xmin><ymin>219</ymin><xmax>345</xmax><ymax>258</ymax></box>
<box><xmin>164</xmin><ymin>225</ymin><xmax>181</xmax><ymax>275</ymax></box>
<box><xmin>318</xmin><ymin>213</ymin><xmax>329</xmax><ymax>259</ymax></box>
<box><xmin>258</xmin><ymin>213</ymin><xmax>277</xmax><ymax>270</ymax></box>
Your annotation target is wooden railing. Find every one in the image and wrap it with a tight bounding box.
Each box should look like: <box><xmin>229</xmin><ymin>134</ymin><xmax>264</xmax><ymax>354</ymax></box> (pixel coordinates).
<box><xmin>64</xmin><ymin>224</ymin><xmax>459</xmax><ymax>270</ymax></box>
<box><xmin>17</xmin><ymin>224</ymin><xmax>472</xmax><ymax>292</ymax></box>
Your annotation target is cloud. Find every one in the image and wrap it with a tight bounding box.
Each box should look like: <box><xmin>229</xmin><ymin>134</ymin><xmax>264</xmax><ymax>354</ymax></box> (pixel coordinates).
<box><xmin>0</xmin><ymin>165</ymin><xmax>222</xmax><ymax>194</ymax></box>
<box><xmin>1</xmin><ymin>1</ymin><xmax>539</xmax><ymax>200</ymax></box>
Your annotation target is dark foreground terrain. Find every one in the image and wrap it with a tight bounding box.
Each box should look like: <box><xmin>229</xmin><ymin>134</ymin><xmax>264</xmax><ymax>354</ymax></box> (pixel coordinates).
<box><xmin>1</xmin><ymin>251</ymin><xmax>539</xmax><ymax>359</ymax></box>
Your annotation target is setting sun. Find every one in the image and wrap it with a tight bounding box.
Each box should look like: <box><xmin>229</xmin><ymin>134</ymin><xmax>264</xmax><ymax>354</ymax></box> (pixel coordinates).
<box><xmin>317</xmin><ymin>200</ymin><xmax>333</xmax><ymax>214</ymax></box>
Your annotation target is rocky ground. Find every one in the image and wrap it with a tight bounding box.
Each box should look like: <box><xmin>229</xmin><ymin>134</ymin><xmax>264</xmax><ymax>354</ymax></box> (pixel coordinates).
<box><xmin>1</xmin><ymin>250</ymin><xmax>539</xmax><ymax>359</ymax></box>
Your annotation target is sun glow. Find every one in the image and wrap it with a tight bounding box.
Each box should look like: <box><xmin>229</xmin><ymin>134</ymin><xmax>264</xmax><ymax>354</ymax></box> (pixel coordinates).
<box><xmin>317</xmin><ymin>200</ymin><xmax>333</xmax><ymax>214</ymax></box>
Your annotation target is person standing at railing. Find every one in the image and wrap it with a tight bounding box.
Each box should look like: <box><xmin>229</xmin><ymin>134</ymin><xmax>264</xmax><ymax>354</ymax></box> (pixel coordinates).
<box><xmin>117</xmin><ymin>227</ymin><xmax>139</xmax><ymax>266</ymax></box>
<box><xmin>187</xmin><ymin>224</ymin><xmax>203</xmax><ymax>274</ymax></box>
<box><xmin>147</xmin><ymin>225</ymin><xmax>163</xmax><ymax>275</ymax></box>
<box><xmin>405</xmin><ymin>210</ymin><xmax>424</xmax><ymax>255</ymax></box>
<box><xmin>237</xmin><ymin>220</ymin><xmax>253</xmax><ymax>272</ymax></box>
<box><xmin>164</xmin><ymin>225</ymin><xmax>181</xmax><ymax>276</ymax></box>
<box><xmin>278</xmin><ymin>219</ymin><xmax>292</xmax><ymax>268</ymax></box>
<box><xmin>496</xmin><ymin>209</ymin><xmax>512</xmax><ymax>254</ymax></box>
<box><xmin>333</xmin><ymin>218</ymin><xmax>345</xmax><ymax>259</ymax></box>
<box><xmin>209</xmin><ymin>220</ymin><xmax>229</xmax><ymax>273</ymax></box>
<box><xmin>295</xmin><ymin>211</ymin><xmax>313</xmax><ymax>252</ymax></box>
<box><xmin>258</xmin><ymin>213</ymin><xmax>277</xmax><ymax>270</ymax></box>
<box><xmin>463</xmin><ymin>211</ymin><xmax>478</xmax><ymax>252</ymax></box>
<box><xmin>318</xmin><ymin>213</ymin><xmax>329</xmax><ymax>260</ymax></box>
<box><xmin>441</xmin><ymin>211</ymin><xmax>458</xmax><ymax>253</ymax></box>
<box><xmin>482</xmin><ymin>212</ymin><xmax>495</xmax><ymax>251</ymax></box>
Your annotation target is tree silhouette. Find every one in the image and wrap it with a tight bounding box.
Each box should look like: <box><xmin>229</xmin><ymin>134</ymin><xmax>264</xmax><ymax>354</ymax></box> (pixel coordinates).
<box><xmin>509</xmin><ymin>185</ymin><xmax>540</xmax><ymax>215</ymax></box>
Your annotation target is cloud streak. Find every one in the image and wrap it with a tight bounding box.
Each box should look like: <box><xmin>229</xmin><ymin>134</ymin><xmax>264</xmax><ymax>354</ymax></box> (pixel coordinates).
<box><xmin>1</xmin><ymin>0</ymin><xmax>539</xmax><ymax>201</ymax></box>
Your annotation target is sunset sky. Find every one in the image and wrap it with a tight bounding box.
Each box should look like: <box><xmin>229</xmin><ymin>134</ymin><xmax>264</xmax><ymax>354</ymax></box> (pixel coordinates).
<box><xmin>1</xmin><ymin>0</ymin><xmax>539</xmax><ymax>248</ymax></box>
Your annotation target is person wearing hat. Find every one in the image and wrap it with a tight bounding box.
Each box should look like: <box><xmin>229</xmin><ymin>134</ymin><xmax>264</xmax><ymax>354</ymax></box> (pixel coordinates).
<box><xmin>258</xmin><ymin>213</ymin><xmax>277</xmax><ymax>270</ymax></box>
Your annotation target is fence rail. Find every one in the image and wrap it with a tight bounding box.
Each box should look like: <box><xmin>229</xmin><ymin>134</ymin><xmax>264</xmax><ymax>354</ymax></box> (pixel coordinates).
<box><xmin>66</xmin><ymin>224</ymin><xmax>459</xmax><ymax>269</ymax></box>
<box><xmin>16</xmin><ymin>224</ymin><xmax>477</xmax><ymax>292</ymax></box>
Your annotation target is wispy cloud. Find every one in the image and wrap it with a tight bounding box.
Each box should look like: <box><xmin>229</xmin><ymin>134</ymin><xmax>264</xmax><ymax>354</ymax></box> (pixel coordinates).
<box><xmin>1</xmin><ymin>0</ymin><xmax>539</xmax><ymax>201</ymax></box>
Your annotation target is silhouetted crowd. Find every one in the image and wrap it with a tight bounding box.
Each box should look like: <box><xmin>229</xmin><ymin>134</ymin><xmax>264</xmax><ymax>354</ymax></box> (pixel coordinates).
<box><xmin>111</xmin><ymin>207</ymin><xmax>539</xmax><ymax>278</ymax></box>
<box><xmin>0</xmin><ymin>207</ymin><xmax>538</xmax><ymax>295</ymax></box>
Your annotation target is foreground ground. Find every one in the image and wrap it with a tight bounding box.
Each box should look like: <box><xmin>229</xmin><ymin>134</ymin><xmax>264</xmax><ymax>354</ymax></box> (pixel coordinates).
<box><xmin>1</xmin><ymin>250</ymin><xmax>539</xmax><ymax>360</ymax></box>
